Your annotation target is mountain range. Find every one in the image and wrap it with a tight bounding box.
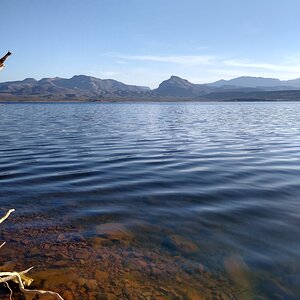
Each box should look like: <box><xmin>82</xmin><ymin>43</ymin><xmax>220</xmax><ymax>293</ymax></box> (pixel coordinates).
<box><xmin>2</xmin><ymin>74</ymin><xmax>300</xmax><ymax>101</ymax></box>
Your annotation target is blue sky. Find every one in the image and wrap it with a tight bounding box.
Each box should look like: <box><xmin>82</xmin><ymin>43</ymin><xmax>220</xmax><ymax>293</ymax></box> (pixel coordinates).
<box><xmin>1</xmin><ymin>0</ymin><xmax>300</xmax><ymax>88</ymax></box>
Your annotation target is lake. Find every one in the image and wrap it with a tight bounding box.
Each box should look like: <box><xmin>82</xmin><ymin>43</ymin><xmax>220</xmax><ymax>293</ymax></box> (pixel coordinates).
<box><xmin>1</xmin><ymin>102</ymin><xmax>300</xmax><ymax>299</ymax></box>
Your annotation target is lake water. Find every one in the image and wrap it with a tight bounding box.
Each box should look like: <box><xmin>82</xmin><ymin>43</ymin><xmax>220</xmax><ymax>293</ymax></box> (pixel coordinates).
<box><xmin>0</xmin><ymin>102</ymin><xmax>300</xmax><ymax>299</ymax></box>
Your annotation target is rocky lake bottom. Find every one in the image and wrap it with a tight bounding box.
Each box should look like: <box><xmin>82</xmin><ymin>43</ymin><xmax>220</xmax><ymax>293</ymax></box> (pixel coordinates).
<box><xmin>0</xmin><ymin>214</ymin><xmax>265</xmax><ymax>300</ymax></box>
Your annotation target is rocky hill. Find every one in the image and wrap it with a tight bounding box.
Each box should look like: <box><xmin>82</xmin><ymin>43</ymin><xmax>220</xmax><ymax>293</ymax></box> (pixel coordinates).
<box><xmin>1</xmin><ymin>75</ymin><xmax>300</xmax><ymax>101</ymax></box>
<box><xmin>0</xmin><ymin>75</ymin><xmax>150</xmax><ymax>101</ymax></box>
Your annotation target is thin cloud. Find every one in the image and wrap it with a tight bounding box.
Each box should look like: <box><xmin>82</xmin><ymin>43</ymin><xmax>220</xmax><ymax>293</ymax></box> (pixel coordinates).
<box><xmin>101</xmin><ymin>52</ymin><xmax>300</xmax><ymax>84</ymax></box>
<box><xmin>224</xmin><ymin>59</ymin><xmax>300</xmax><ymax>73</ymax></box>
<box><xmin>115</xmin><ymin>54</ymin><xmax>217</xmax><ymax>66</ymax></box>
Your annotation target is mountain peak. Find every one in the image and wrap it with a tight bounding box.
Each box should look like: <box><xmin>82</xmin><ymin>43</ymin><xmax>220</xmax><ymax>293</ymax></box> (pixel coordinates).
<box><xmin>71</xmin><ymin>74</ymin><xmax>93</xmax><ymax>79</ymax></box>
<box><xmin>169</xmin><ymin>75</ymin><xmax>183</xmax><ymax>80</ymax></box>
<box><xmin>23</xmin><ymin>78</ymin><xmax>37</xmax><ymax>83</ymax></box>
<box><xmin>168</xmin><ymin>75</ymin><xmax>190</xmax><ymax>83</ymax></box>
<box><xmin>153</xmin><ymin>75</ymin><xmax>209</xmax><ymax>97</ymax></box>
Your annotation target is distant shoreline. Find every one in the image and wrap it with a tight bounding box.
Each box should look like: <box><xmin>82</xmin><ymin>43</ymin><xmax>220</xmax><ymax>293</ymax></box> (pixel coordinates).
<box><xmin>2</xmin><ymin>75</ymin><xmax>300</xmax><ymax>103</ymax></box>
<box><xmin>0</xmin><ymin>98</ymin><xmax>298</xmax><ymax>103</ymax></box>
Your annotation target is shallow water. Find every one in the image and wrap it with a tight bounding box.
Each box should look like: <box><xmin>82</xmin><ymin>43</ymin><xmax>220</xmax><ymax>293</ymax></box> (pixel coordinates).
<box><xmin>1</xmin><ymin>102</ymin><xmax>300</xmax><ymax>299</ymax></box>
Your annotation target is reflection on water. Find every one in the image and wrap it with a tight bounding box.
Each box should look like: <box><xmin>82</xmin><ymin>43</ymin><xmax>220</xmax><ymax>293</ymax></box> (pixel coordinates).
<box><xmin>1</xmin><ymin>102</ymin><xmax>300</xmax><ymax>299</ymax></box>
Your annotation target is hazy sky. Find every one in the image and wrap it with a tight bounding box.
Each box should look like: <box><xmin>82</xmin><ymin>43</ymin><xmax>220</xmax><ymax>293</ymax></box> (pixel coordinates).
<box><xmin>1</xmin><ymin>0</ymin><xmax>300</xmax><ymax>88</ymax></box>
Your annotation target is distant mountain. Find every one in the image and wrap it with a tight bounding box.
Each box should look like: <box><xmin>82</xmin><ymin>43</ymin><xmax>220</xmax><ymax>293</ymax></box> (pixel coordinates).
<box><xmin>152</xmin><ymin>76</ymin><xmax>211</xmax><ymax>97</ymax></box>
<box><xmin>282</xmin><ymin>78</ymin><xmax>300</xmax><ymax>88</ymax></box>
<box><xmin>0</xmin><ymin>75</ymin><xmax>150</xmax><ymax>101</ymax></box>
<box><xmin>209</xmin><ymin>76</ymin><xmax>300</xmax><ymax>90</ymax></box>
<box><xmin>209</xmin><ymin>76</ymin><xmax>281</xmax><ymax>88</ymax></box>
<box><xmin>1</xmin><ymin>74</ymin><xmax>300</xmax><ymax>102</ymax></box>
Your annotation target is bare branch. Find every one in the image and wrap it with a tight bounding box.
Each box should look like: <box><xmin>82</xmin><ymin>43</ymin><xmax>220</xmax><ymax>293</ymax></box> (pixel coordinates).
<box><xmin>0</xmin><ymin>272</ymin><xmax>64</xmax><ymax>300</ymax></box>
<box><xmin>0</xmin><ymin>209</ymin><xmax>65</xmax><ymax>299</ymax></box>
<box><xmin>4</xmin><ymin>282</ymin><xmax>13</xmax><ymax>300</ymax></box>
<box><xmin>0</xmin><ymin>267</ymin><xmax>34</xmax><ymax>283</ymax></box>
<box><xmin>0</xmin><ymin>209</ymin><xmax>15</xmax><ymax>224</ymax></box>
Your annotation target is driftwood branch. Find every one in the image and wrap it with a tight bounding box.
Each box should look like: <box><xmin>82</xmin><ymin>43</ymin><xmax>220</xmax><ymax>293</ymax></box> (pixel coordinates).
<box><xmin>0</xmin><ymin>267</ymin><xmax>33</xmax><ymax>284</ymax></box>
<box><xmin>0</xmin><ymin>209</ymin><xmax>15</xmax><ymax>224</ymax></box>
<box><xmin>0</xmin><ymin>271</ymin><xmax>64</xmax><ymax>300</ymax></box>
<box><xmin>0</xmin><ymin>209</ymin><xmax>64</xmax><ymax>299</ymax></box>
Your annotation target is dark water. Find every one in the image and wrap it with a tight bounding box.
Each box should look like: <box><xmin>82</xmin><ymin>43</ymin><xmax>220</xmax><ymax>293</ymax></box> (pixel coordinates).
<box><xmin>1</xmin><ymin>102</ymin><xmax>300</xmax><ymax>299</ymax></box>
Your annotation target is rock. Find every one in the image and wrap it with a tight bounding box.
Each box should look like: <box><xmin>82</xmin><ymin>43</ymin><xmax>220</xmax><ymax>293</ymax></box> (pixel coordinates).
<box><xmin>94</xmin><ymin>270</ymin><xmax>109</xmax><ymax>282</ymax></box>
<box><xmin>32</xmin><ymin>268</ymin><xmax>78</xmax><ymax>288</ymax></box>
<box><xmin>28</xmin><ymin>246</ymin><xmax>40</xmax><ymax>257</ymax></box>
<box><xmin>136</xmin><ymin>259</ymin><xmax>148</xmax><ymax>269</ymax></box>
<box><xmin>63</xmin><ymin>290</ymin><xmax>74</xmax><ymax>300</ymax></box>
<box><xmin>78</xmin><ymin>278</ymin><xmax>88</xmax><ymax>286</ymax></box>
<box><xmin>187</xmin><ymin>288</ymin><xmax>205</xmax><ymax>300</ymax></box>
<box><xmin>164</xmin><ymin>235</ymin><xmax>198</xmax><ymax>254</ymax></box>
<box><xmin>39</xmin><ymin>295</ymin><xmax>57</xmax><ymax>300</ymax></box>
<box><xmin>44</xmin><ymin>243</ymin><xmax>50</xmax><ymax>250</ymax></box>
<box><xmin>223</xmin><ymin>254</ymin><xmax>252</xmax><ymax>300</ymax></box>
<box><xmin>75</xmin><ymin>248</ymin><xmax>90</xmax><ymax>260</ymax></box>
<box><xmin>151</xmin><ymin>267</ymin><xmax>162</xmax><ymax>276</ymax></box>
<box><xmin>89</xmin><ymin>236</ymin><xmax>108</xmax><ymax>247</ymax></box>
<box><xmin>58</xmin><ymin>233</ymin><xmax>65</xmax><ymax>241</ymax></box>
<box><xmin>88</xmin><ymin>291</ymin><xmax>98</xmax><ymax>300</ymax></box>
<box><xmin>107</xmin><ymin>294</ymin><xmax>116</xmax><ymax>300</ymax></box>
<box><xmin>96</xmin><ymin>223</ymin><xmax>134</xmax><ymax>243</ymax></box>
<box><xmin>66</xmin><ymin>281</ymin><xmax>77</xmax><ymax>291</ymax></box>
<box><xmin>86</xmin><ymin>279</ymin><xmax>98</xmax><ymax>290</ymax></box>
<box><xmin>53</xmin><ymin>260</ymin><xmax>69</xmax><ymax>267</ymax></box>
<box><xmin>0</xmin><ymin>261</ymin><xmax>17</xmax><ymax>271</ymax></box>
<box><xmin>197</xmin><ymin>263</ymin><xmax>205</xmax><ymax>274</ymax></box>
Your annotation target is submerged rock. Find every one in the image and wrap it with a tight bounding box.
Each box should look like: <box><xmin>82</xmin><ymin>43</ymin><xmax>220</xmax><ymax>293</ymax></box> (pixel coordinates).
<box><xmin>223</xmin><ymin>254</ymin><xmax>253</xmax><ymax>300</ymax></box>
<box><xmin>75</xmin><ymin>248</ymin><xmax>91</xmax><ymax>260</ymax></box>
<box><xmin>163</xmin><ymin>235</ymin><xmax>198</xmax><ymax>254</ymax></box>
<box><xmin>96</xmin><ymin>223</ymin><xmax>134</xmax><ymax>243</ymax></box>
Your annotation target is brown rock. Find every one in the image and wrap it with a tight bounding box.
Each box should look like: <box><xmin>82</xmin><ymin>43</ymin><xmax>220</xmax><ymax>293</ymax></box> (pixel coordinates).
<box><xmin>223</xmin><ymin>253</ymin><xmax>252</xmax><ymax>300</ymax></box>
<box><xmin>1</xmin><ymin>261</ymin><xmax>17</xmax><ymax>271</ymax></box>
<box><xmin>136</xmin><ymin>259</ymin><xmax>148</xmax><ymax>269</ymax></box>
<box><xmin>78</xmin><ymin>277</ymin><xmax>88</xmax><ymax>286</ymax></box>
<box><xmin>86</xmin><ymin>279</ymin><xmax>98</xmax><ymax>290</ymax></box>
<box><xmin>164</xmin><ymin>235</ymin><xmax>198</xmax><ymax>254</ymax></box>
<box><xmin>94</xmin><ymin>269</ymin><xmax>109</xmax><ymax>282</ymax></box>
<box><xmin>32</xmin><ymin>268</ymin><xmax>78</xmax><ymax>287</ymax></box>
<box><xmin>63</xmin><ymin>290</ymin><xmax>74</xmax><ymax>300</ymax></box>
<box><xmin>39</xmin><ymin>295</ymin><xmax>57</xmax><ymax>300</ymax></box>
<box><xmin>53</xmin><ymin>260</ymin><xmax>69</xmax><ymax>267</ymax></box>
<box><xmin>187</xmin><ymin>288</ymin><xmax>205</xmax><ymax>300</ymax></box>
<box><xmin>96</xmin><ymin>223</ymin><xmax>134</xmax><ymax>243</ymax></box>
<box><xmin>66</xmin><ymin>281</ymin><xmax>77</xmax><ymax>291</ymax></box>
<box><xmin>75</xmin><ymin>248</ymin><xmax>90</xmax><ymax>260</ymax></box>
<box><xmin>90</xmin><ymin>236</ymin><xmax>107</xmax><ymax>247</ymax></box>
<box><xmin>28</xmin><ymin>246</ymin><xmax>40</xmax><ymax>257</ymax></box>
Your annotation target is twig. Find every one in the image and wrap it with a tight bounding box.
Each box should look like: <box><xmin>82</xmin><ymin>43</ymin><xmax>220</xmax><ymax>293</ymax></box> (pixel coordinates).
<box><xmin>4</xmin><ymin>282</ymin><xmax>13</xmax><ymax>300</ymax></box>
<box><xmin>0</xmin><ymin>272</ymin><xmax>64</xmax><ymax>300</ymax></box>
<box><xmin>0</xmin><ymin>209</ymin><xmax>15</xmax><ymax>224</ymax></box>
<box><xmin>0</xmin><ymin>267</ymin><xmax>34</xmax><ymax>283</ymax></box>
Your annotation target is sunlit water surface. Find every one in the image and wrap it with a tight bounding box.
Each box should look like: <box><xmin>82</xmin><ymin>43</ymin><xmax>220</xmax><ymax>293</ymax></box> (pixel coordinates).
<box><xmin>1</xmin><ymin>102</ymin><xmax>300</xmax><ymax>299</ymax></box>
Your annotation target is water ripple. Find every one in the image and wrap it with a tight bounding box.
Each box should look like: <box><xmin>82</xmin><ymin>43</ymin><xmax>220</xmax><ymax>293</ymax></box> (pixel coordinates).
<box><xmin>1</xmin><ymin>102</ymin><xmax>300</xmax><ymax>297</ymax></box>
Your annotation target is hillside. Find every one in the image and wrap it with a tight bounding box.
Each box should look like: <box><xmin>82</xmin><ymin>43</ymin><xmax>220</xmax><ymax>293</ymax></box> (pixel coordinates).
<box><xmin>1</xmin><ymin>75</ymin><xmax>300</xmax><ymax>101</ymax></box>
